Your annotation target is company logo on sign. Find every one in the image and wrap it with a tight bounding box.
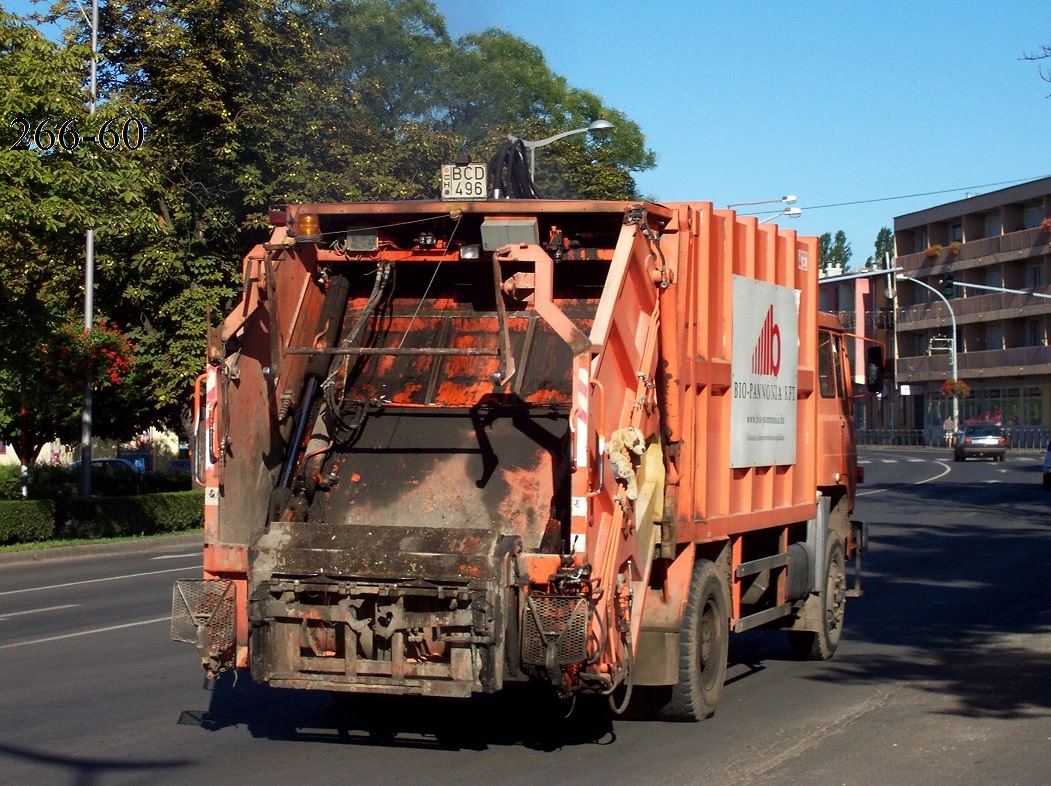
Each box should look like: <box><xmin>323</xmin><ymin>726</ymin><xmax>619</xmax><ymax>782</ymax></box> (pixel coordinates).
<box><xmin>751</xmin><ymin>305</ymin><xmax>781</xmax><ymax>377</ymax></box>
<box><xmin>730</xmin><ymin>276</ymin><xmax>799</xmax><ymax>468</ymax></box>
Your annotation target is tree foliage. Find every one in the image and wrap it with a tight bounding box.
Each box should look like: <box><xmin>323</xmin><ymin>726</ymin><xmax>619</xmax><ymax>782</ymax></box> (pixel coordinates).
<box><xmin>2</xmin><ymin>0</ymin><xmax>656</xmax><ymax>455</ymax></box>
<box><xmin>818</xmin><ymin>230</ymin><xmax>853</xmax><ymax>273</ymax></box>
<box><xmin>865</xmin><ymin>226</ymin><xmax>894</xmax><ymax>267</ymax></box>
<box><xmin>0</xmin><ymin>10</ymin><xmax>160</xmax><ymax>457</ymax></box>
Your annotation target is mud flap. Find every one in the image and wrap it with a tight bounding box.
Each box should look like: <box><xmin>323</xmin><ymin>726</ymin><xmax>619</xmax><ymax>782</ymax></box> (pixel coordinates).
<box><xmin>171</xmin><ymin>579</ymin><xmax>237</xmax><ymax>675</ymax></box>
<box><xmin>520</xmin><ymin>593</ymin><xmax>592</xmax><ymax>693</ymax></box>
<box><xmin>847</xmin><ymin>519</ymin><xmax>867</xmax><ymax>598</ymax></box>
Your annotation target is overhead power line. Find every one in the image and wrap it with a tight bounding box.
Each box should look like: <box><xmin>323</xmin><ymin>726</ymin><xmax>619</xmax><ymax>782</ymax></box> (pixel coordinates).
<box><xmin>803</xmin><ymin>176</ymin><xmax>1051</xmax><ymax>211</ymax></box>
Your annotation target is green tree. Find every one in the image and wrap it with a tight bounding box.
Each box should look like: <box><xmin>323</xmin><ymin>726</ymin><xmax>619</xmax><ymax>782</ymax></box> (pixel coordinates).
<box><xmin>865</xmin><ymin>226</ymin><xmax>894</xmax><ymax>267</ymax></box>
<box><xmin>440</xmin><ymin>29</ymin><xmax>653</xmax><ymax>198</ymax></box>
<box><xmin>12</xmin><ymin>0</ymin><xmax>656</xmax><ymax>453</ymax></box>
<box><xmin>818</xmin><ymin>230</ymin><xmax>853</xmax><ymax>273</ymax></box>
<box><xmin>0</xmin><ymin>11</ymin><xmax>160</xmax><ymax>458</ymax></box>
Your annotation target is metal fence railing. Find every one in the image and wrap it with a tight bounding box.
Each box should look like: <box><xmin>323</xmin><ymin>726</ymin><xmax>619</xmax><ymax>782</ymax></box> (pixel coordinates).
<box><xmin>856</xmin><ymin>429</ymin><xmax>928</xmax><ymax>447</ymax></box>
<box><xmin>856</xmin><ymin>427</ymin><xmax>1049</xmax><ymax>450</ymax></box>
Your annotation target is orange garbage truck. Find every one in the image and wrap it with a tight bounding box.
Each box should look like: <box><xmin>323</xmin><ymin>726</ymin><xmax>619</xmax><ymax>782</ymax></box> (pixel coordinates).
<box><xmin>172</xmin><ymin>196</ymin><xmax>875</xmax><ymax>720</ymax></box>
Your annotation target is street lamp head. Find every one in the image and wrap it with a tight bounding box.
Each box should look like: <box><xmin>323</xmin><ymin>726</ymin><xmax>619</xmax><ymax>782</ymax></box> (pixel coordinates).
<box><xmin>728</xmin><ymin>194</ymin><xmax>801</xmax><ymax>210</ymax></box>
<box><xmin>519</xmin><ymin>120</ymin><xmax>616</xmax><ymax>180</ymax></box>
<box><xmin>782</xmin><ymin>207</ymin><xmax>802</xmax><ymax>218</ymax></box>
<box><xmin>895</xmin><ymin>273</ymin><xmax>908</xmax><ymax>281</ymax></box>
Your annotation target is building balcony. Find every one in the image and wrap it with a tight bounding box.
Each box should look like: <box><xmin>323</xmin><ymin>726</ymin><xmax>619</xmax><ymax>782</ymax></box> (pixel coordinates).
<box><xmin>820</xmin><ymin>309</ymin><xmax>896</xmax><ymax>332</ymax></box>
<box><xmin>897</xmin><ymin>226</ymin><xmax>1049</xmax><ymax>276</ymax></box>
<box><xmin>897</xmin><ymin>284</ymin><xmax>1051</xmax><ymax>329</ymax></box>
<box><xmin>897</xmin><ymin>345</ymin><xmax>1051</xmax><ymax>383</ymax></box>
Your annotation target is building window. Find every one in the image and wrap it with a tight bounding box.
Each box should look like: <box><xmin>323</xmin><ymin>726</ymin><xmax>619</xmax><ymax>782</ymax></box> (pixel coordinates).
<box><xmin>950</xmin><ymin>223</ymin><xmax>963</xmax><ymax>242</ymax></box>
<box><xmin>1026</xmin><ymin>317</ymin><xmax>1045</xmax><ymax>347</ymax></box>
<box><xmin>986</xmin><ymin>324</ymin><xmax>1003</xmax><ymax>350</ymax></box>
<box><xmin>1023</xmin><ymin>202</ymin><xmax>1045</xmax><ymax>229</ymax></box>
<box><xmin>1027</xmin><ymin>263</ymin><xmax>1044</xmax><ymax>289</ymax></box>
<box><xmin>984</xmin><ymin>212</ymin><xmax>1002</xmax><ymax>237</ymax></box>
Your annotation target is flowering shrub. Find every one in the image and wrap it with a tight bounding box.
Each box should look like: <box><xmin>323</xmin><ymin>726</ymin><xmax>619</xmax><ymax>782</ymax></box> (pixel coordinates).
<box><xmin>40</xmin><ymin>323</ymin><xmax>135</xmax><ymax>388</ymax></box>
<box><xmin>1041</xmin><ymin>217</ymin><xmax>1051</xmax><ymax>233</ymax></box>
<box><xmin>923</xmin><ymin>244</ymin><xmax>942</xmax><ymax>259</ymax></box>
<box><xmin>941</xmin><ymin>379</ymin><xmax>970</xmax><ymax>398</ymax></box>
<box><xmin>949</xmin><ymin>241</ymin><xmax>961</xmax><ymax>255</ymax></box>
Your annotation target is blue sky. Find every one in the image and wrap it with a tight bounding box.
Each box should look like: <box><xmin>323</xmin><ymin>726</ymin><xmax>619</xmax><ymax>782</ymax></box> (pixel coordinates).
<box><xmin>437</xmin><ymin>0</ymin><xmax>1050</xmax><ymax>260</ymax></box>
<box><xmin>9</xmin><ymin>1</ymin><xmax>1049</xmax><ymax>262</ymax></box>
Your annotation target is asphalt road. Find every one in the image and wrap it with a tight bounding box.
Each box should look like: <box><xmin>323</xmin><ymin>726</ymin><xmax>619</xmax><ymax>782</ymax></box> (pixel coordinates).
<box><xmin>0</xmin><ymin>448</ymin><xmax>1048</xmax><ymax>785</ymax></box>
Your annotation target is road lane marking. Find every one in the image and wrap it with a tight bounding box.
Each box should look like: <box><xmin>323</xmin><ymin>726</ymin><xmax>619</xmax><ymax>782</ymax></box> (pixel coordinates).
<box><xmin>0</xmin><ymin>615</ymin><xmax>171</xmax><ymax>650</ymax></box>
<box><xmin>0</xmin><ymin>565</ymin><xmax>202</xmax><ymax>597</ymax></box>
<box><xmin>151</xmin><ymin>553</ymin><xmax>201</xmax><ymax>561</ymax></box>
<box><xmin>858</xmin><ymin>460</ymin><xmax>951</xmax><ymax>496</ymax></box>
<box><xmin>0</xmin><ymin>604</ymin><xmax>81</xmax><ymax>621</ymax></box>
<box><xmin>915</xmin><ymin>460</ymin><xmax>952</xmax><ymax>484</ymax></box>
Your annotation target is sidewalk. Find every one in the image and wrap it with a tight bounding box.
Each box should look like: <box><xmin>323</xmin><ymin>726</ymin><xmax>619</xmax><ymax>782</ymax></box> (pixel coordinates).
<box><xmin>0</xmin><ymin>530</ymin><xmax>203</xmax><ymax>567</ymax></box>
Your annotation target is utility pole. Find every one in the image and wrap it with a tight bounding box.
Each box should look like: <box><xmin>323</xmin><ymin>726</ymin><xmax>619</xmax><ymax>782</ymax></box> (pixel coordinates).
<box><xmin>897</xmin><ymin>274</ymin><xmax>959</xmax><ymax>433</ymax></box>
<box><xmin>887</xmin><ymin>253</ymin><xmax>897</xmax><ymax>442</ymax></box>
<box><xmin>80</xmin><ymin>0</ymin><xmax>98</xmax><ymax>498</ymax></box>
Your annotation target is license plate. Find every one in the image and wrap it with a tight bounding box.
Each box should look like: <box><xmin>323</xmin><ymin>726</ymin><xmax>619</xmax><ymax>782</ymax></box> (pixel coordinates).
<box><xmin>441</xmin><ymin>164</ymin><xmax>487</xmax><ymax>201</ymax></box>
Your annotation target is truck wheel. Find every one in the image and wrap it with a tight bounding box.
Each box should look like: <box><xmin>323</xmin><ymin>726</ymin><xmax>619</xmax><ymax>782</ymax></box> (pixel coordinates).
<box><xmin>658</xmin><ymin>559</ymin><xmax>728</xmax><ymax>721</ymax></box>
<box><xmin>788</xmin><ymin>538</ymin><xmax>846</xmax><ymax>660</ymax></box>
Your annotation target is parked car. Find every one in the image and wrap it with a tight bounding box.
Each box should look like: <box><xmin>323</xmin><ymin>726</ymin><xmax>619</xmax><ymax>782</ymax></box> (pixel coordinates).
<box><xmin>165</xmin><ymin>458</ymin><xmax>192</xmax><ymax>475</ymax></box>
<box><xmin>70</xmin><ymin>458</ymin><xmax>143</xmax><ymax>474</ymax></box>
<box><xmin>70</xmin><ymin>458</ymin><xmax>144</xmax><ymax>494</ymax></box>
<box><xmin>953</xmin><ymin>423</ymin><xmax>1007</xmax><ymax>462</ymax></box>
<box><xmin>1043</xmin><ymin>441</ymin><xmax>1051</xmax><ymax>489</ymax></box>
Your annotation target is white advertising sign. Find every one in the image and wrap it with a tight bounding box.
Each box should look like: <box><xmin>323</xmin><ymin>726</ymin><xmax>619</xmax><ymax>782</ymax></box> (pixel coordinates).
<box><xmin>730</xmin><ymin>276</ymin><xmax>800</xmax><ymax>468</ymax></box>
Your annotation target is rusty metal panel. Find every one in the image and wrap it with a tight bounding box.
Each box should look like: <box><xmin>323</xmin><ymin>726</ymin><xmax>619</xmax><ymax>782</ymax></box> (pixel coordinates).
<box><xmin>315</xmin><ymin>411</ymin><xmax>569</xmax><ymax>552</ymax></box>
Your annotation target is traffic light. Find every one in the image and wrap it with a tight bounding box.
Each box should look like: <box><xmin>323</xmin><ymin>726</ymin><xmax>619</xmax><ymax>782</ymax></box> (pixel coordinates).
<box><xmin>939</xmin><ymin>272</ymin><xmax>955</xmax><ymax>297</ymax></box>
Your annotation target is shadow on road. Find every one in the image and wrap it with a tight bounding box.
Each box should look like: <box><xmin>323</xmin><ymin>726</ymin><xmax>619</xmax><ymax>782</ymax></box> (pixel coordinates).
<box><xmin>0</xmin><ymin>741</ymin><xmax>191</xmax><ymax>785</ymax></box>
<box><xmin>179</xmin><ymin>675</ymin><xmax>616</xmax><ymax>750</ymax></box>
<box><xmin>179</xmin><ymin>473</ymin><xmax>1051</xmax><ymax>747</ymax></box>
<box><xmin>812</xmin><ymin>476</ymin><xmax>1051</xmax><ymax>720</ymax></box>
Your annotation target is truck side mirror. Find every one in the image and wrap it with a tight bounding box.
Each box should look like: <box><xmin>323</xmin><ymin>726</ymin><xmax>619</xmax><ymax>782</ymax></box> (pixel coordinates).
<box><xmin>865</xmin><ymin>346</ymin><xmax>885</xmax><ymax>393</ymax></box>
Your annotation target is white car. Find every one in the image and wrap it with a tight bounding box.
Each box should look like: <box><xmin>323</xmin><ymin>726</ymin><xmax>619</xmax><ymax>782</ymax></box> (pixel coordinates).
<box><xmin>1043</xmin><ymin>441</ymin><xmax>1051</xmax><ymax>489</ymax></box>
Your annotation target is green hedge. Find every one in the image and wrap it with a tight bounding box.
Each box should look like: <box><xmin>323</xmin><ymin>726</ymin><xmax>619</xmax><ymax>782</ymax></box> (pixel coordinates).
<box><xmin>0</xmin><ymin>463</ymin><xmax>191</xmax><ymax>502</ymax></box>
<box><xmin>0</xmin><ymin>464</ymin><xmax>23</xmax><ymax>500</ymax></box>
<box><xmin>0</xmin><ymin>499</ymin><xmax>57</xmax><ymax>544</ymax></box>
<box><xmin>64</xmin><ymin>490</ymin><xmax>204</xmax><ymax>539</ymax></box>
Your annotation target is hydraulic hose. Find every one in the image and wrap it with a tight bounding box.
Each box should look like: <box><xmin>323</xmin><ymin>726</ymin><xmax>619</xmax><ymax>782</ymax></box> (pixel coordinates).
<box><xmin>278</xmin><ymin>272</ymin><xmax>350</xmax><ymax>489</ymax></box>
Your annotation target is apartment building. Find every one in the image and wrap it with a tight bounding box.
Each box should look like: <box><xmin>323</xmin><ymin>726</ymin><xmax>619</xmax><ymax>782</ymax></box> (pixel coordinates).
<box><xmin>893</xmin><ymin>176</ymin><xmax>1051</xmax><ymax>433</ymax></box>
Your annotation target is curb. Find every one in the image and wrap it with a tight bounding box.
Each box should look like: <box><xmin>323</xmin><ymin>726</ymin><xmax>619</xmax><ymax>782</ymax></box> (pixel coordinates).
<box><xmin>0</xmin><ymin>530</ymin><xmax>203</xmax><ymax>567</ymax></box>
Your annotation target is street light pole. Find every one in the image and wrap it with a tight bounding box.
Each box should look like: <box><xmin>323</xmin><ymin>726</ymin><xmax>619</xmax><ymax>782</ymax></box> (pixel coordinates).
<box><xmin>759</xmin><ymin>207</ymin><xmax>803</xmax><ymax>223</ymax></box>
<box><xmin>897</xmin><ymin>274</ymin><xmax>959</xmax><ymax>431</ymax></box>
<box><xmin>517</xmin><ymin>119</ymin><xmax>615</xmax><ymax>180</ymax></box>
<box><xmin>727</xmin><ymin>195</ymin><xmax>797</xmax><ymax>209</ymax></box>
<box><xmin>79</xmin><ymin>0</ymin><xmax>98</xmax><ymax>498</ymax></box>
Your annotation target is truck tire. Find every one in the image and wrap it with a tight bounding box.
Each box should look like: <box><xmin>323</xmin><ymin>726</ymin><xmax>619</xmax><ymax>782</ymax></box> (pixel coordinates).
<box><xmin>658</xmin><ymin>559</ymin><xmax>729</xmax><ymax>721</ymax></box>
<box><xmin>788</xmin><ymin>538</ymin><xmax>846</xmax><ymax>660</ymax></box>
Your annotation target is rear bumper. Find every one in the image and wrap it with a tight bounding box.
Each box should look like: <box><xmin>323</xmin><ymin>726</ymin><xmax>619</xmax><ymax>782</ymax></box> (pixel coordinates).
<box><xmin>246</xmin><ymin>521</ymin><xmax>521</xmax><ymax>697</ymax></box>
<box><xmin>955</xmin><ymin>447</ymin><xmax>1005</xmax><ymax>459</ymax></box>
